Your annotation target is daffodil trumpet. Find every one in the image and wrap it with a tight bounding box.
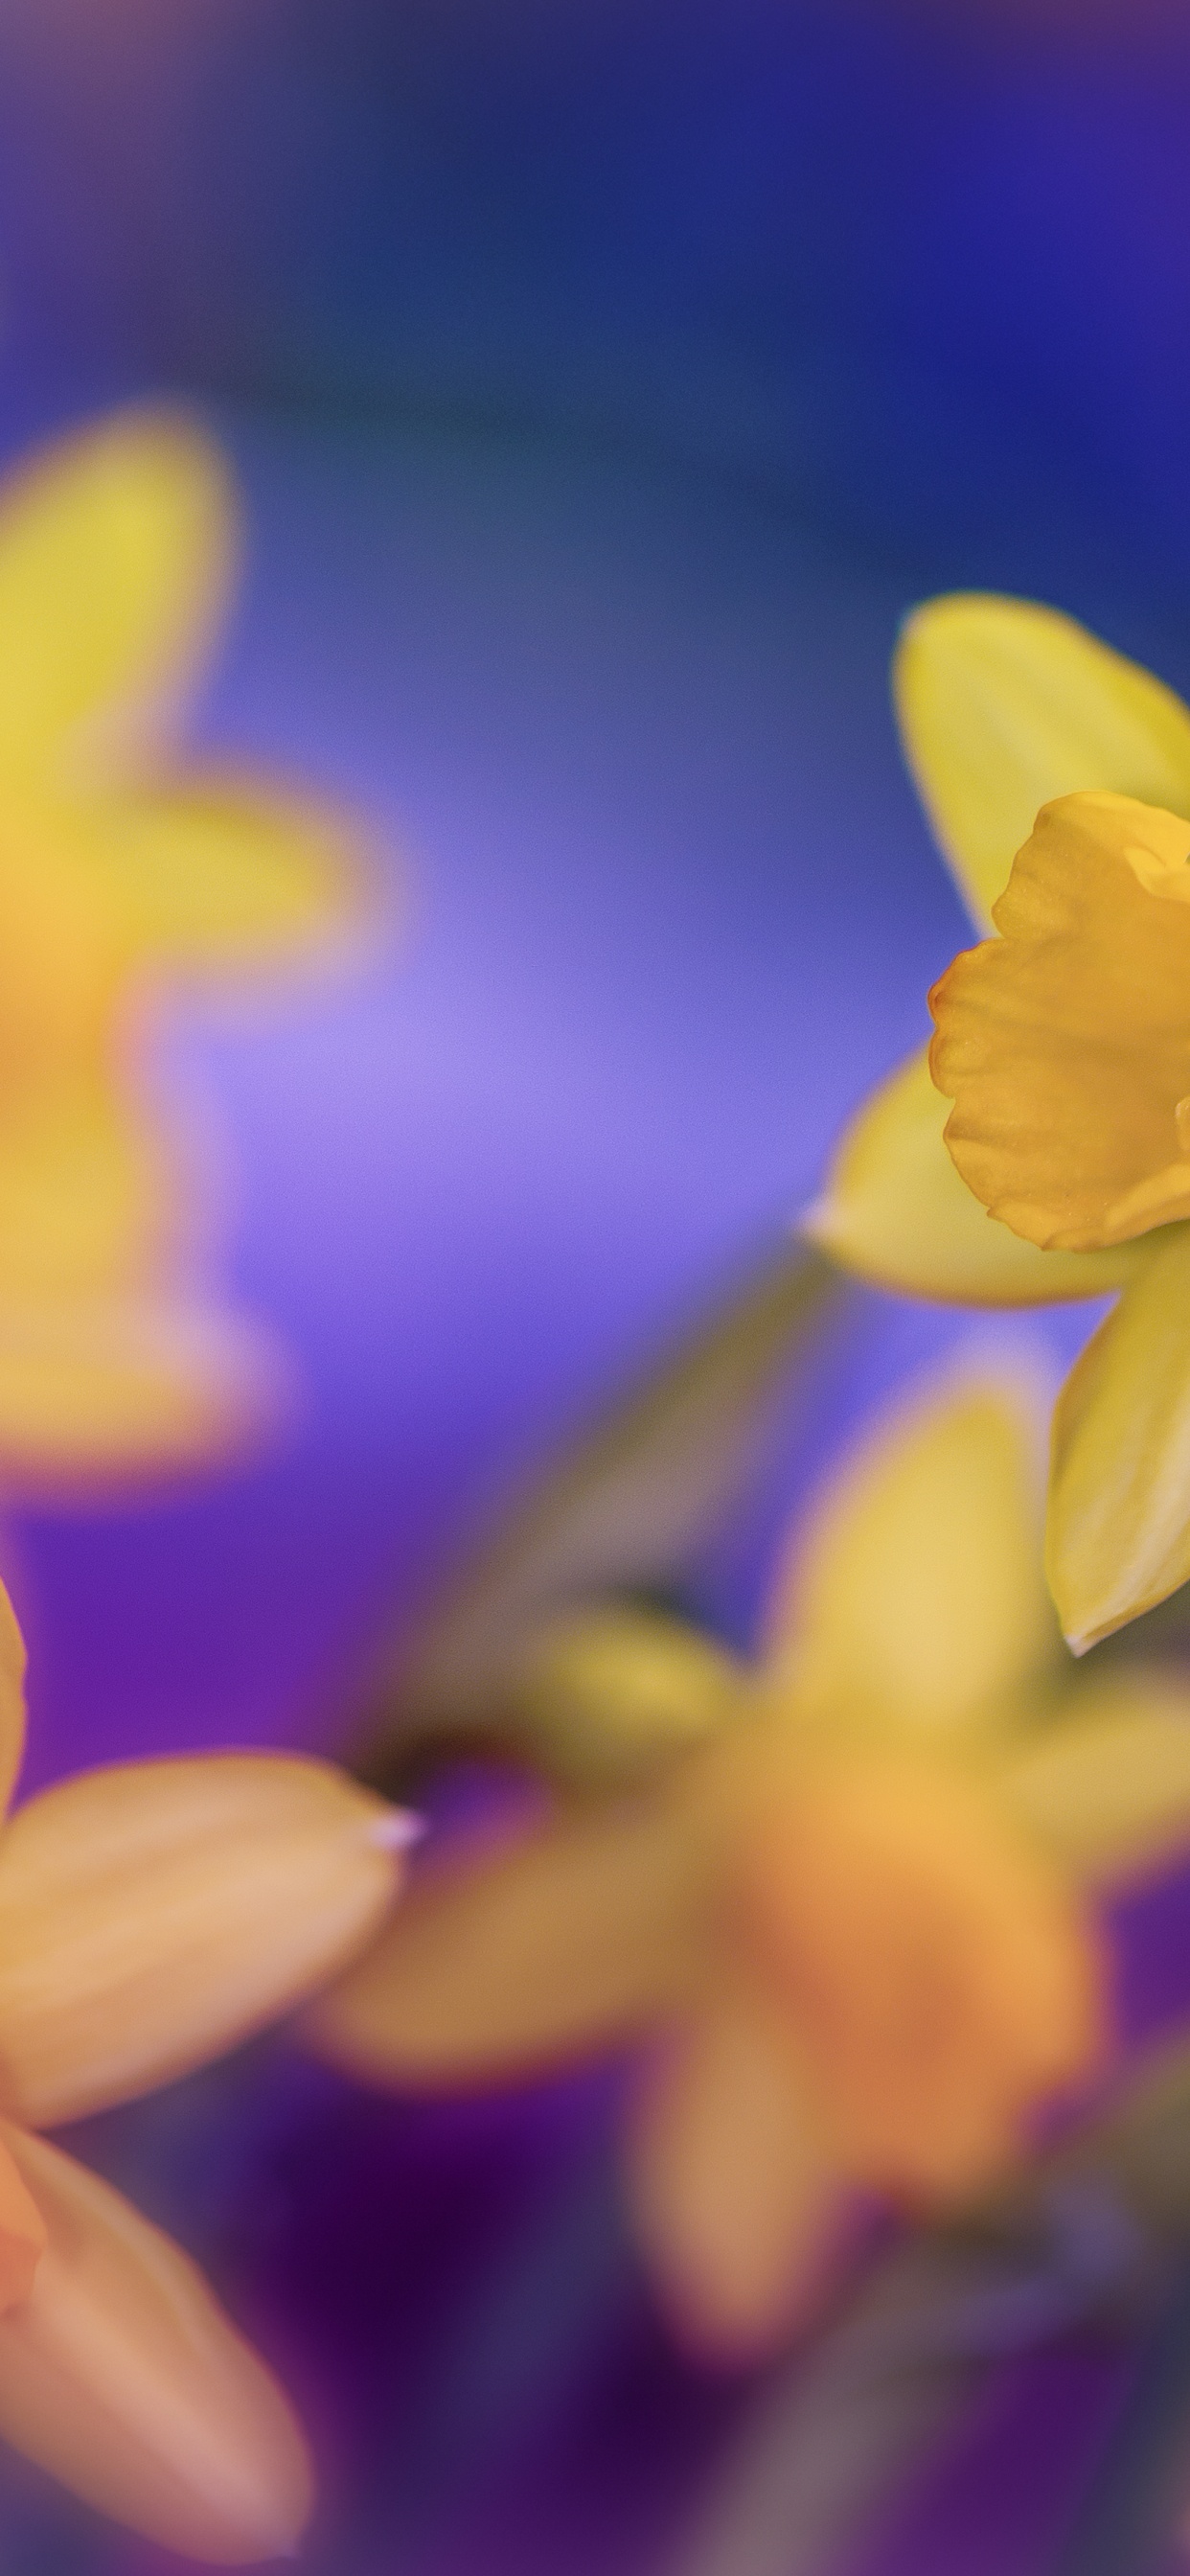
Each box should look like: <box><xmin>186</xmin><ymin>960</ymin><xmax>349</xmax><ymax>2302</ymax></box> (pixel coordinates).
<box><xmin>806</xmin><ymin>593</ymin><xmax>1190</xmax><ymax>1649</ymax></box>
<box><xmin>0</xmin><ymin>1576</ymin><xmax>411</xmax><ymax>2561</ymax></box>
<box><xmin>309</xmin><ymin>1370</ymin><xmax>1190</xmax><ymax>2363</ymax></box>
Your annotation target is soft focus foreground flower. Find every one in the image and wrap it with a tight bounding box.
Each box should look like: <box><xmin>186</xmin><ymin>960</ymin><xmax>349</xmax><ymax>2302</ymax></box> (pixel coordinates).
<box><xmin>0</xmin><ymin>1581</ymin><xmax>409</xmax><ymax>2561</ymax></box>
<box><xmin>0</xmin><ymin>405</ymin><xmax>369</xmax><ymax>1489</ymax></box>
<box><xmin>806</xmin><ymin>595</ymin><xmax>1190</xmax><ymax>1649</ymax></box>
<box><xmin>309</xmin><ymin>1371</ymin><xmax>1190</xmax><ymax>2362</ymax></box>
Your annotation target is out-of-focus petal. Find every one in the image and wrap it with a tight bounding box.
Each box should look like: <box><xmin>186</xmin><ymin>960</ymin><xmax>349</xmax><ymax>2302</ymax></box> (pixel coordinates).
<box><xmin>802</xmin><ymin>1046</ymin><xmax>1134</xmax><ymax>1306</ymax></box>
<box><xmin>0</xmin><ymin>1585</ymin><xmax>26</xmax><ymax>1823</ymax></box>
<box><xmin>1048</xmin><ymin>1230</ymin><xmax>1190</xmax><ymax>1649</ymax></box>
<box><xmin>0</xmin><ymin>1097</ymin><xmax>164</xmax><ymax>1307</ymax></box>
<box><xmin>766</xmin><ymin>1371</ymin><xmax>1061</xmax><ymax>1738</ymax></box>
<box><xmin>1003</xmin><ymin>1676</ymin><xmax>1190</xmax><ymax>1885</ymax></box>
<box><xmin>0</xmin><ymin>1300</ymin><xmax>294</xmax><ymax>1492</ymax></box>
<box><xmin>0</xmin><ymin>410</ymin><xmax>236</xmax><ymax>790</ymax></box>
<box><xmin>0</xmin><ymin>2126</ymin><xmax>309</xmax><ymax>2563</ymax></box>
<box><xmin>90</xmin><ymin>775</ymin><xmax>373</xmax><ymax>966</ymax></box>
<box><xmin>512</xmin><ymin>1607</ymin><xmax>742</xmax><ymax>1788</ymax></box>
<box><xmin>740</xmin><ymin>1759</ymin><xmax>1107</xmax><ymax>2201</ymax></box>
<box><xmin>0</xmin><ymin>1758</ymin><xmax>409</xmax><ymax>2126</ymax></box>
<box><xmin>895</xmin><ymin>594</ymin><xmax>1190</xmax><ymax>932</ymax></box>
<box><xmin>931</xmin><ymin>794</ymin><xmax>1190</xmax><ymax>1252</ymax></box>
<box><xmin>308</xmin><ymin>1795</ymin><xmax>707</xmax><ymax>2085</ymax></box>
<box><xmin>624</xmin><ymin>1970</ymin><xmax>844</xmax><ymax>2360</ymax></box>
<box><xmin>0</xmin><ymin>2132</ymin><xmax>46</xmax><ymax>2312</ymax></box>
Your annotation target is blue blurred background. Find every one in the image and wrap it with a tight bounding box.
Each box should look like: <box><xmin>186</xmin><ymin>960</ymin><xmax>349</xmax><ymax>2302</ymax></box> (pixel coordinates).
<box><xmin>3</xmin><ymin>3</ymin><xmax>1190</xmax><ymax>2569</ymax></box>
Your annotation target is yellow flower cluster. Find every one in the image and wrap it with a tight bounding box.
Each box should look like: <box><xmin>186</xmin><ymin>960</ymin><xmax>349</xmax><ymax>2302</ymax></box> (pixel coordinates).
<box><xmin>311</xmin><ymin>1371</ymin><xmax>1190</xmax><ymax>2358</ymax></box>
<box><xmin>11</xmin><ymin>404</ymin><xmax>1190</xmax><ymax>2558</ymax></box>
<box><xmin>304</xmin><ymin>582</ymin><xmax>1190</xmax><ymax>2386</ymax></box>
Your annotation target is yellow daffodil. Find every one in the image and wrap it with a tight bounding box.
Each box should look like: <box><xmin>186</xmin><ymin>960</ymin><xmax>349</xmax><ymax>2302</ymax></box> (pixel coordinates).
<box><xmin>0</xmin><ymin>405</ymin><xmax>371</xmax><ymax>1489</ymax></box>
<box><xmin>0</xmin><ymin>1579</ymin><xmax>410</xmax><ymax>2560</ymax></box>
<box><xmin>308</xmin><ymin>1370</ymin><xmax>1190</xmax><ymax>2362</ymax></box>
<box><xmin>806</xmin><ymin>594</ymin><xmax>1190</xmax><ymax>1649</ymax></box>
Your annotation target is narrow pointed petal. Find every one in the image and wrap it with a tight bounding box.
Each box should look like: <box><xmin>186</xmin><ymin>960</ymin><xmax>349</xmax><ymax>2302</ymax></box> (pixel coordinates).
<box><xmin>0</xmin><ymin>1583</ymin><xmax>26</xmax><ymax>1822</ymax></box>
<box><xmin>767</xmin><ymin>1370</ymin><xmax>1061</xmax><ymax>1738</ymax></box>
<box><xmin>1003</xmin><ymin>1676</ymin><xmax>1190</xmax><ymax>1886</ymax></box>
<box><xmin>308</xmin><ymin>1796</ymin><xmax>706</xmax><ymax>2085</ymax></box>
<box><xmin>0</xmin><ymin>2133</ymin><xmax>47</xmax><ymax>2310</ymax></box>
<box><xmin>1049</xmin><ymin>1230</ymin><xmax>1190</xmax><ymax>1649</ymax></box>
<box><xmin>0</xmin><ymin>1758</ymin><xmax>409</xmax><ymax>2126</ymax></box>
<box><xmin>0</xmin><ymin>1299</ymin><xmax>295</xmax><ymax>1492</ymax></box>
<box><xmin>0</xmin><ymin>2126</ymin><xmax>309</xmax><ymax>2562</ymax></box>
<box><xmin>90</xmin><ymin>774</ymin><xmax>373</xmax><ymax>965</ymax></box>
<box><xmin>624</xmin><ymin>1972</ymin><xmax>844</xmax><ymax>2361</ymax></box>
<box><xmin>803</xmin><ymin>1046</ymin><xmax>1134</xmax><ymax>1306</ymax></box>
<box><xmin>895</xmin><ymin>594</ymin><xmax>1190</xmax><ymax>932</ymax></box>
<box><xmin>0</xmin><ymin>409</ymin><xmax>236</xmax><ymax>789</ymax></box>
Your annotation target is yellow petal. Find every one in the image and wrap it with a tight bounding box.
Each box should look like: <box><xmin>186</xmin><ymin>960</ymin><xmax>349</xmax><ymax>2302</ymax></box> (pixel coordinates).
<box><xmin>0</xmin><ymin>2132</ymin><xmax>47</xmax><ymax>2311</ymax></box>
<box><xmin>895</xmin><ymin>594</ymin><xmax>1190</xmax><ymax>932</ymax></box>
<box><xmin>0</xmin><ymin>1098</ymin><xmax>166</xmax><ymax>1306</ymax></box>
<box><xmin>1048</xmin><ymin>1229</ymin><xmax>1190</xmax><ymax>1650</ymax></box>
<box><xmin>1002</xmin><ymin>1674</ymin><xmax>1190</xmax><ymax>1886</ymax></box>
<box><xmin>87</xmin><ymin>773</ymin><xmax>373</xmax><ymax>966</ymax></box>
<box><xmin>623</xmin><ymin>1970</ymin><xmax>843</xmax><ymax>2360</ymax></box>
<box><xmin>308</xmin><ymin>1796</ymin><xmax>705</xmax><ymax>2085</ymax></box>
<box><xmin>0</xmin><ymin>2125</ymin><xmax>309</xmax><ymax>2562</ymax></box>
<box><xmin>0</xmin><ymin>1300</ymin><xmax>294</xmax><ymax>1492</ymax></box>
<box><xmin>767</xmin><ymin>1369</ymin><xmax>1061</xmax><ymax>1737</ymax></box>
<box><xmin>0</xmin><ymin>1584</ymin><xmax>26</xmax><ymax>1823</ymax></box>
<box><xmin>0</xmin><ymin>410</ymin><xmax>236</xmax><ymax>791</ymax></box>
<box><xmin>803</xmin><ymin>1045</ymin><xmax>1136</xmax><ymax>1306</ymax></box>
<box><xmin>931</xmin><ymin>794</ymin><xmax>1190</xmax><ymax>1252</ymax></box>
<box><xmin>739</xmin><ymin>1756</ymin><xmax>1107</xmax><ymax>2201</ymax></box>
<box><xmin>511</xmin><ymin>1606</ymin><xmax>742</xmax><ymax>1789</ymax></box>
<box><xmin>0</xmin><ymin>1757</ymin><xmax>410</xmax><ymax>2126</ymax></box>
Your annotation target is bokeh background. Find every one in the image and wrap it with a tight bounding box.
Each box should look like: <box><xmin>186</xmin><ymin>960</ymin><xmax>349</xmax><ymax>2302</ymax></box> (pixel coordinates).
<box><xmin>4</xmin><ymin>3</ymin><xmax>1190</xmax><ymax>2569</ymax></box>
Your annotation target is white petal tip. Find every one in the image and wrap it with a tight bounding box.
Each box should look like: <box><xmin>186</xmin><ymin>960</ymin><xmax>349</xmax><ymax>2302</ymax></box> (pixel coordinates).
<box><xmin>367</xmin><ymin>1807</ymin><xmax>425</xmax><ymax>1853</ymax></box>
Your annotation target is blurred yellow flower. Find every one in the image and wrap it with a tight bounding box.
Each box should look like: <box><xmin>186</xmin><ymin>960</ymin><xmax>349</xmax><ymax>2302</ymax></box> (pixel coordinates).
<box><xmin>309</xmin><ymin>1373</ymin><xmax>1190</xmax><ymax>2361</ymax></box>
<box><xmin>0</xmin><ymin>1580</ymin><xmax>410</xmax><ymax>2560</ymax></box>
<box><xmin>0</xmin><ymin>405</ymin><xmax>371</xmax><ymax>1490</ymax></box>
<box><xmin>806</xmin><ymin>596</ymin><xmax>1190</xmax><ymax>1648</ymax></box>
